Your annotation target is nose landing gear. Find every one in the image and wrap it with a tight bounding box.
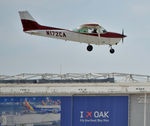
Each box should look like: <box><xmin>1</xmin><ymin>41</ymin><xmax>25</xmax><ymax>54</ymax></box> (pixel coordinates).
<box><xmin>87</xmin><ymin>44</ymin><xmax>93</xmax><ymax>51</ymax></box>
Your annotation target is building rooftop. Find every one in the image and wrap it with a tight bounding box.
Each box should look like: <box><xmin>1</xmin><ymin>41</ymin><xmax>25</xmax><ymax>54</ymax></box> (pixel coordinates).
<box><xmin>0</xmin><ymin>73</ymin><xmax>150</xmax><ymax>83</ymax></box>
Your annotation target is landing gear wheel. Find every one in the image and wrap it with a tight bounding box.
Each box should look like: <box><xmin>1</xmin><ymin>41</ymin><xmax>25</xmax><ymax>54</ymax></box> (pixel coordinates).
<box><xmin>110</xmin><ymin>48</ymin><xmax>115</xmax><ymax>54</ymax></box>
<box><xmin>87</xmin><ymin>45</ymin><xmax>93</xmax><ymax>51</ymax></box>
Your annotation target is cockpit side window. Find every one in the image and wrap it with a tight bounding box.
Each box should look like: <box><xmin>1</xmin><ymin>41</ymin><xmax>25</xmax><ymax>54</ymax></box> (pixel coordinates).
<box><xmin>73</xmin><ymin>28</ymin><xmax>88</xmax><ymax>33</ymax></box>
<box><xmin>73</xmin><ymin>26</ymin><xmax>100</xmax><ymax>34</ymax></box>
<box><xmin>78</xmin><ymin>28</ymin><xmax>88</xmax><ymax>33</ymax></box>
<box><xmin>77</xmin><ymin>27</ymin><xmax>95</xmax><ymax>33</ymax></box>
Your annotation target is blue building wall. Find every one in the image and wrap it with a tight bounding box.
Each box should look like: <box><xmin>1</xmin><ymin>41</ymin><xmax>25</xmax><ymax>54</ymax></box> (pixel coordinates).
<box><xmin>0</xmin><ymin>96</ymin><xmax>128</xmax><ymax>126</ymax></box>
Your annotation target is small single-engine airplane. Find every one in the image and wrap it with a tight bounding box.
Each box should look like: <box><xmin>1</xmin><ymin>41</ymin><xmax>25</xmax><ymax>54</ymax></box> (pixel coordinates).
<box><xmin>19</xmin><ymin>11</ymin><xmax>126</xmax><ymax>54</ymax></box>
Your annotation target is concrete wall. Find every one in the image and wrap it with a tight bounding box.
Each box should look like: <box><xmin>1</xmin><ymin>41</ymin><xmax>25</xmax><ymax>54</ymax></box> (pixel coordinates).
<box><xmin>129</xmin><ymin>94</ymin><xmax>150</xmax><ymax>126</ymax></box>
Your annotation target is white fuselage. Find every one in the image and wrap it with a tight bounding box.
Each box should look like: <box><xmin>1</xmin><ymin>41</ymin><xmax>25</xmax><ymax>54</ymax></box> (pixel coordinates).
<box><xmin>26</xmin><ymin>30</ymin><xmax>121</xmax><ymax>46</ymax></box>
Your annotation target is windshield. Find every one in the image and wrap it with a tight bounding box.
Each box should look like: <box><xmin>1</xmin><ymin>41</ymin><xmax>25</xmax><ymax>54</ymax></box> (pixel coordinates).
<box><xmin>100</xmin><ymin>26</ymin><xmax>107</xmax><ymax>33</ymax></box>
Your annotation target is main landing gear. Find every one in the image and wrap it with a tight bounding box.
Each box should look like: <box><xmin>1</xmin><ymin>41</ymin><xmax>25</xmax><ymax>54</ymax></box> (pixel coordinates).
<box><xmin>109</xmin><ymin>46</ymin><xmax>115</xmax><ymax>54</ymax></box>
<box><xmin>87</xmin><ymin>44</ymin><xmax>93</xmax><ymax>51</ymax></box>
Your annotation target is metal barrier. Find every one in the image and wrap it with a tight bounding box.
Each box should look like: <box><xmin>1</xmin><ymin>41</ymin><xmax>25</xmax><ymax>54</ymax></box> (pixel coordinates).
<box><xmin>0</xmin><ymin>73</ymin><xmax>149</xmax><ymax>83</ymax></box>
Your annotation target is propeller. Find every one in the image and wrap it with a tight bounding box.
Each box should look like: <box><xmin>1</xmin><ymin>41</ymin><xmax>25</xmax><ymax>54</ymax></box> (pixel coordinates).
<box><xmin>122</xmin><ymin>29</ymin><xmax>124</xmax><ymax>43</ymax></box>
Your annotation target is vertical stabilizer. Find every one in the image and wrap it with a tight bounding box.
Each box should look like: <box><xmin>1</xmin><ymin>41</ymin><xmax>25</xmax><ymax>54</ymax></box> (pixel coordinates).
<box><xmin>25</xmin><ymin>99</ymin><xmax>34</xmax><ymax>111</ymax></box>
<box><xmin>19</xmin><ymin>11</ymin><xmax>35</xmax><ymax>21</ymax></box>
<box><xmin>18</xmin><ymin>11</ymin><xmax>40</xmax><ymax>31</ymax></box>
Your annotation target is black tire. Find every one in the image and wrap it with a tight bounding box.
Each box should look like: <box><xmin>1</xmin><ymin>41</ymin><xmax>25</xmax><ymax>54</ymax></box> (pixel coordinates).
<box><xmin>87</xmin><ymin>45</ymin><xmax>93</xmax><ymax>51</ymax></box>
<box><xmin>110</xmin><ymin>48</ymin><xmax>115</xmax><ymax>54</ymax></box>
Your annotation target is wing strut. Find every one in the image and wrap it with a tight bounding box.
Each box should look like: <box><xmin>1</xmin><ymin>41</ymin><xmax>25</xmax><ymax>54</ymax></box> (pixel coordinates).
<box><xmin>97</xmin><ymin>26</ymin><xmax>101</xmax><ymax>44</ymax></box>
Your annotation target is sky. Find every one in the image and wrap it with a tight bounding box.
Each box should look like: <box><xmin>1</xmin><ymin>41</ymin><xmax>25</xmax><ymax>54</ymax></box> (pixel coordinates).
<box><xmin>0</xmin><ymin>0</ymin><xmax>150</xmax><ymax>75</ymax></box>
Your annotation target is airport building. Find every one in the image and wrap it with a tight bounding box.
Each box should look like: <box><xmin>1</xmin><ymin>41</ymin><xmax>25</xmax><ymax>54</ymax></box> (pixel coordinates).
<box><xmin>0</xmin><ymin>73</ymin><xmax>150</xmax><ymax>126</ymax></box>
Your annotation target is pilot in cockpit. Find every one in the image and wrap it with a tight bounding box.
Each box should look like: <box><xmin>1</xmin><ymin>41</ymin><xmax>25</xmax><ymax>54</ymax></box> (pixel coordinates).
<box><xmin>92</xmin><ymin>28</ymin><xmax>97</xmax><ymax>33</ymax></box>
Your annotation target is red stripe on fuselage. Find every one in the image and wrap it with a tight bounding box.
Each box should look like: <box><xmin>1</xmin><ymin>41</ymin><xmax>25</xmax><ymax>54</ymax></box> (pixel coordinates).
<box><xmin>21</xmin><ymin>19</ymin><xmax>64</xmax><ymax>31</ymax></box>
<box><xmin>79</xmin><ymin>32</ymin><xmax>126</xmax><ymax>38</ymax></box>
<box><xmin>101</xmin><ymin>32</ymin><xmax>126</xmax><ymax>38</ymax></box>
